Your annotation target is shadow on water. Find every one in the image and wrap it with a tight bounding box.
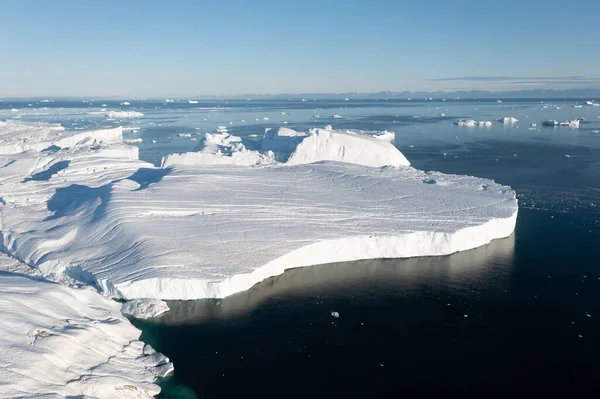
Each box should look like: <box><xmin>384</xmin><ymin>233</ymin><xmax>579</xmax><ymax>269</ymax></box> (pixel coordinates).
<box><xmin>154</xmin><ymin>234</ymin><xmax>515</xmax><ymax>326</ymax></box>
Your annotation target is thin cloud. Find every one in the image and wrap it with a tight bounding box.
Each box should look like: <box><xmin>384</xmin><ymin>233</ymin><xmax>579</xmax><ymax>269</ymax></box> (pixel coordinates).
<box><xmin>431</xmin><ymin>76</ymin><xmax>600</xmax><ymax>84</ymax></box>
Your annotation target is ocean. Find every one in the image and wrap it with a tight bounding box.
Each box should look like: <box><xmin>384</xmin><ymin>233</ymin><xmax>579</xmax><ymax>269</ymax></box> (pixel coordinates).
<box><xmin>2</xmin><ymin>97</ymin><xmax>600</xmax><ymax>397</ymax></box>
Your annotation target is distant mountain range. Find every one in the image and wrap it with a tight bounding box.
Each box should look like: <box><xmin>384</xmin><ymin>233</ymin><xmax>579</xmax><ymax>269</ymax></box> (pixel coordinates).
<box><xmin>227</xmin><ymin>88</ymin><xmax>600</xmax><ymax>100</ymax></box>
<box><xmin>3</xmin><ymin>88</ymin><xmax>600</xmax><ymax>101</ymax></box>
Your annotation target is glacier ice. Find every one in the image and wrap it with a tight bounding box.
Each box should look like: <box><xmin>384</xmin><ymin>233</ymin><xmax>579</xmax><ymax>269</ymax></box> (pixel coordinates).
<box><xmin>122</xmin><ymin>298</ymin><xmax>170</xmax><ymax>319</ymax></box>
<box><xmin>0</xmin><ymin>254</ymin><xmax>172</xmax><ymax>398</ymax></box>
<box><xmin>0</xmin><ymin>121</ymin><xmax>517</xmax><ymax>301</ymax></box>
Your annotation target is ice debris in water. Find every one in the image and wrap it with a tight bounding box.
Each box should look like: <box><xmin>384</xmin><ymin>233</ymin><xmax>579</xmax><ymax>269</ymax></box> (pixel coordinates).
<box><xmin>331</xmin><ymin>311</ymin><xmax>340</xmax><ymax>318</ymax></box>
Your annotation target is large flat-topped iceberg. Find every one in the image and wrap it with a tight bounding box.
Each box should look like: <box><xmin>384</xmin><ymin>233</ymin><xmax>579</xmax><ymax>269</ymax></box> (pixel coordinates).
<box><xmin>0</xmin><ymin>255</ymin><xmax>172</xmax><ymax>398</ymax></box>
<box><xmin>0</xmin><ymin>121</ymin><xmax>517</xmax><ymax>302</ymax></box>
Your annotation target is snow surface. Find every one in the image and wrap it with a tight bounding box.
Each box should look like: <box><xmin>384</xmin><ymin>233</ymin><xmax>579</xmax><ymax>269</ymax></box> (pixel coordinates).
<box><xmin>122</xmin><ymin>298</ymin><xmax>170</xmax><ymax>319</ymax></box>
<box><xmin>0</xmin><ymin>122</ymin><xmax>517</xmax><ymax>302</ymax></box>
<box><xmin>0</xmin><ymin>119</ymin><xmax>122</xmax><ymax>155</ymax></box>
<box><xmin>0</xmin><ymin>254</ymin><xmax>172</xmax><ymax>398</ymax></box>
<box><xmin>0</xmin><ymin>120</ymin><xmax>517</xmax><ymax>304</ymax></box>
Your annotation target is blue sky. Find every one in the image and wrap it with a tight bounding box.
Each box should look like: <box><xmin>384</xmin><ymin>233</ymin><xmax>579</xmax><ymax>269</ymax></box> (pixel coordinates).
<box><xmin>1</xmin><ymin>0</ymin><xmax>599</xmax><ymax>97</ymax></box>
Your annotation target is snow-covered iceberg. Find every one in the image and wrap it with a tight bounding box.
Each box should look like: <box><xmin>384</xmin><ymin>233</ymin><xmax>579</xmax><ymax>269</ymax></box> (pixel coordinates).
<box><xmin>0</xmin><ymin>254</ymin><xmax>172</xmax><ymax>398</ymax></box>
<box><xmin>0</xmin><ymin>121</ymin><xmax>517</xmax><ymax>302</ymax></box>
<box><xmin>498</xmin><ymin>117</ymin><xmax>519</xmax><ymax>124</ymax></box>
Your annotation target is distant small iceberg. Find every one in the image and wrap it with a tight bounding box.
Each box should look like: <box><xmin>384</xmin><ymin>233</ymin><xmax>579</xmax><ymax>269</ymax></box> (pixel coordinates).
<box><xmin>188</xmin><ymin>100</ymin><xmax>198</xmax><ymax>104</ymax></box>
<box><xmin>498</xmin><ymin>117</ymin><xmax>518</xmax><ymax>124</ymax></box>
<box><xmin>454</xmin><ymin>119</ymin><xmax>492</xmax><ymax>127</ymax></box>
<box><xmin>542</xmin><ymin>119</ymin><xmax>579</xmax><ymax>128</ymax></box>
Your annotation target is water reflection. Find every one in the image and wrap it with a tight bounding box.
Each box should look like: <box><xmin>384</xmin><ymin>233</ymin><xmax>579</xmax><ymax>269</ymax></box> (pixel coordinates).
<box><xmin>155</xmin><ymin>234</ymin><xmax>515</xmax><ymax>325</ymax></box>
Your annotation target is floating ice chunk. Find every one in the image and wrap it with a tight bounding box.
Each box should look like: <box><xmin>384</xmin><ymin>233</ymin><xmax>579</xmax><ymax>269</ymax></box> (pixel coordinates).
<box><xmin>331</xmin><ymin>311</ymin><xmax>340</xmax><ymax>318</ymax></box>
<box><xmin>177</xmin><ymin>133</ymin><xmax>192</xmax><ymax>138</ymax></box>
<box><xmin>498</xmin><ymin>117</ymin><xmax>519</xmax><ymax>124</ymax></box>
<box><xmin>261</xmin><ymin>127</ymin><xmax>309</xmax><ymax>154</ymax></box>
<box><xmin>165</xmin><ymin>99</ymin><xmax>175</xmax><ymax>102</ymax></box>
<box><xmin>121</xmin><ymin>298</ymin><xmax>170</xmax><ymax>319</ymax></box>
<box><xmin>332</xmin><ymin>114</ymin><xmax>342</xmax><ymax>119</ymax></box>
<box><xmin>106</xmin><ymin>110</ymin><xmax>144</xmax><ymax>118</ymax></box>
<box><xmin>121</xmin><ymin>101</ymin><xmax>130</xmax><ymax>105</ymax></box>
<box><xmin>477</xmin><ymin>121</ymin><xmax>492</xmax><ymax>127</ymax></box>
<box><xmin>263</xmin><ymin>117</ymin><xmax>269</xmax><ymax>120</ymax></box>
<box><xmin>124</xmin><ymin>138</ymin><xmax>143</xmax><ymax>144</ymax></box>
<box><xmin>454</xmin><ymin>119</ymin><xmax>477</xmax><ymax>127</ymax></box>
<box><xmin>542</xmin><ymin>120</ymin><xmax>559</xmax><ymax>126</ymax></box>
<box><xmin>0</xmin><ymin>262</ymin><xmax>172</xmax><ymax>397</ymax></box>
<box><xmin>439</xmin><ymin>113</ymin><xmax>446</xmax><ymax>116</ymax></box>
<box><xmin>188</xmin><ymin>100</ymin><xmax>198</xmax><ymax>104</ymax></box>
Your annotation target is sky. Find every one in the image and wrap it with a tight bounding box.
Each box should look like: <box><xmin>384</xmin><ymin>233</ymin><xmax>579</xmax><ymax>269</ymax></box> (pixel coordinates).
<box><xmin>1</xmin><ymin>0</ymin><xmax>599</xmax><ymax>97</ymax></box>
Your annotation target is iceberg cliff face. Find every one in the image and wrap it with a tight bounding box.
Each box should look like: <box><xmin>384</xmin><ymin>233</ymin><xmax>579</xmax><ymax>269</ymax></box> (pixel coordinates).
<box><xmin>0</xmin><ymin>122</ymin><xmax>517</xmax><ymax>301</ymax></box>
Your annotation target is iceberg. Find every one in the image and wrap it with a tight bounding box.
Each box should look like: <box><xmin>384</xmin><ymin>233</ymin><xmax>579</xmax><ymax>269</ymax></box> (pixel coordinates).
<box><xmin>163</xmin><ymin>131</ymin><xmax>275</xmax><ymax>167</ymax></box>
<box><xmin>121</xmin><ymin>298</ymin><xmax>170</xmax><ymax>319</ymax></box>
<box><xmin>0</xmin><ymin>121</ymin><xmax>517</xmax><ymax>302</ymax></box>
<box><xmin>498</xmin><ymin>117</ymin><xmax>519</xmax><ymax>124</ymax></box>
<box><xmin>0</xmin><ymin>255</ymin><xmax>172</xmax><ymax>398</ymax></box>
<box><xmin>454</xmin><ymin>119</ymin><xmax>477</xmax><ymax>127</ymax></box>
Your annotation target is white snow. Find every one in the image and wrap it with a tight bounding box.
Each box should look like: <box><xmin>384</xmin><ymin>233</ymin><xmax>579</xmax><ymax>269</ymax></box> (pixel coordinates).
<box><xmin>0</xmin><ymin>119</ymin><xmax>122</xmax><ymax>155</ymax></box>
<box><xmin>124</xmin><ymin>138</ymin><xmax>144</xmax><ymax>144</ymax></box>
<box><xmin>498</xmin><ymin>117</ymin><xmax>519</xmax><ymax>124</ymax></box>
<box><xmin>107</xmin><ymin>110</ymin><xmax>144</xmax><ymax>119</ymax></box>
<box><xmin>286</xmin><ymin>127</ymin><xmax>409</xmax><ymax>167</ymax></box>
<box><xmin>454</xmin><ymin>119</ymin><xmax>477</xmax><ymax>127</ymax></box>
<box><xmin>163</xmin><ymin>131</ymin><xmax>275</xmax><ymax>167</ymax></box>
<box><xmin>0</xmin><ymin>255</ymin><xmax>172</xmax><ymax>398</ymax></box>
<box><xmin>121</xmin><ymin>298</ymin><xmax>170</xmax><ymax>319</ymax></box>
<box><xmin>0</xmin><ymin>120</ymin><xmax>517</xmax><ymax>305</ymax></box>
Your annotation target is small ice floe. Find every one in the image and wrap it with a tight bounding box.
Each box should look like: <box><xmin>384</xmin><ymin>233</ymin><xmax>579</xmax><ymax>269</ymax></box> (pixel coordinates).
<box><xmin>188</xmin><ymin>100</ymin><xmax>198</xmax><ymax>104</ymax></box>
<box><xmin>177</xmin><ymin>133</ymin><xmax>192</xmax><ymax>138</ymax></box>
<box><xmin>263</xmin><ymin>117</ymin><xmax>269</xmax><ymax>120</ymax></box>
<box><xmin>498</xmin><ymin>117</ymin><xmax>518</xmax><ymax>124</ymax></box>
<box><xmin>121</xmin><ymin>298</ymin><xmax>170</xmax><ymax>319</ymax></box>
<box><xmin>565</xmin><ymin>154</ymin><xmax>571</xmax><ymax>158</ymax></box>
<box><xmin>124</xmin><ymin>138</ymin><xmax>143</xmax><ymax>144</ymax></box>
<box><xmin>152</xmin><ymin>140</ymin><xmax>157</xmax><ymax>143</ymax></box>
<box><xmin>463</xmin><ymin>314</ymin><xmax>468</xmax><ymax>318</ymax></box>
<box><xmin>121</xmin><ymin>102</ymin><xmax>130</xmax><ymax>105</ymax></box>
<box><xmin>331</xmin><ymin>311</ymin><xmax>340</xmax><ymax>318</ymax></box>
<box><xmin>454</xmin><ymin>119</ymin><xmax>477</xmax><ymax>127</ymax></box>
<box><xmin>439</xmin><ymin>113</ymin><xmax>446</xmax><ymax>117</ymax></box>
<box><xmin>332</xmin><ymin>114</ymin><xmax>342</xmax><ymax>119</ymax></box>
